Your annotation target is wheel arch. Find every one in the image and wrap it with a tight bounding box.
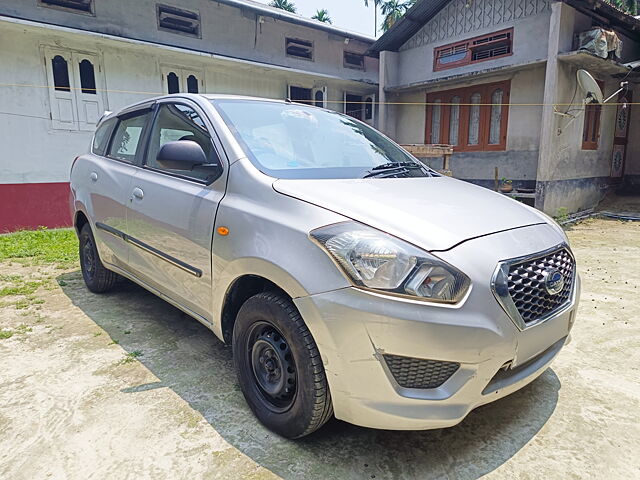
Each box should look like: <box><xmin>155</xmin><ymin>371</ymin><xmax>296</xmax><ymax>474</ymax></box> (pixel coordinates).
<box><xmin>214</xmin><ymin>258</ymin><xmax>311</xmax><ymax>344</ymax></box>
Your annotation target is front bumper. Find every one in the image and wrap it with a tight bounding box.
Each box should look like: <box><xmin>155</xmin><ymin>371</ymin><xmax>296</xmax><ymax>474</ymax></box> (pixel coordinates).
<box><xmin>294</xmin><ymin>223</ymin><xmax>580</xmax><ymax>430</ymax></box>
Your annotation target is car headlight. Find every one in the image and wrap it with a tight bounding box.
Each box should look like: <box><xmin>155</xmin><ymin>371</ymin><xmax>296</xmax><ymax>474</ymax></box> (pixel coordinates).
<box><xmin>310</xmin><ymin>222</ymin><xmax>470</xmax><ymax>303</ymax></box>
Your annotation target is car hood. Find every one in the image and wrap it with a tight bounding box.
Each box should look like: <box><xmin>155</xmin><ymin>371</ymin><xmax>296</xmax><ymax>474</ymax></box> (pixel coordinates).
<box><xmin>273</xmin><ymin>176</ymin><xmax>546</xmax><ymax>251</ymax></box>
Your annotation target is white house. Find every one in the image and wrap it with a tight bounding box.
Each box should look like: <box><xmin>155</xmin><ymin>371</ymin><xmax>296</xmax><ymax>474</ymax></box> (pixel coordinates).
<box><xmin>0</xmin><ymin>0</ymin><xmax>379</xmax><ymax>231</ymax></box>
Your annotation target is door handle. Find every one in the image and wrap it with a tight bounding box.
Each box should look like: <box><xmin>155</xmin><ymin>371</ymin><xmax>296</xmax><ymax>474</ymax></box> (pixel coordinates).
<box><xmin>89</xmin><ymin>172</ymin><xmax>98</xmax><ymax>182</ymax></box>
<box><xmin>132</xmin><ymin>187</ymin><xmax>144</xmax><ymax>200</ymax></box>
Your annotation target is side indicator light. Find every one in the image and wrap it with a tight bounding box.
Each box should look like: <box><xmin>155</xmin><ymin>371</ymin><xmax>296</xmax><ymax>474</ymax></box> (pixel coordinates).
<box><xmin>217</xmin><ymin>226</ymin><xmax>230</xmax><ymax>236</ymax></box>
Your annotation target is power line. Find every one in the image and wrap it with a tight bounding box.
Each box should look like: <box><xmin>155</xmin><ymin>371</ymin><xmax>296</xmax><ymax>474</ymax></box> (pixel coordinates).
<box><xmin>0</xmin><ymin>82</ymin><xmax>637</xmax><ymax>106</ymax></box>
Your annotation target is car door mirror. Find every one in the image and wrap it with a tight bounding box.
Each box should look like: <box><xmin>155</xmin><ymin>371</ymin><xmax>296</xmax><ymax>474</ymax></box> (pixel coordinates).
<box><xmin>156</xmin><ymin>140</ymin><xmax>208</xmax><ymax>171</ymax></box>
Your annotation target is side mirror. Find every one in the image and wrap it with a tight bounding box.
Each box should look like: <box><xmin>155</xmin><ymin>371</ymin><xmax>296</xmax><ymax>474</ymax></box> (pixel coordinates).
<box><xmin>156</xmin><ymin>140</ymin><xmax>207</xmax><ymax>171</ymax></box>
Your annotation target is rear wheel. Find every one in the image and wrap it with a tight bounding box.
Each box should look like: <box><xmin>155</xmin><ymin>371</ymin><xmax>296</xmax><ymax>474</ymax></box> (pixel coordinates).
<box><xmin>79</xmin><ymin>223</ymin><xmax>118</xmax><ymax>293</ymax></box>
<box><xmin>232</xmin><ymin>291</ymin><xmax>333</xmax><ymax>438</ymax></box>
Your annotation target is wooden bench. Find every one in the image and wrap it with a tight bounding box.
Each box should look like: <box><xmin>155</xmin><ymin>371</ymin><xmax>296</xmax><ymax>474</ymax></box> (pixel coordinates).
<box><xmin>401</xmin><ymin>144</ymin><xmax>454</xmax><ymax>176</ymax></box>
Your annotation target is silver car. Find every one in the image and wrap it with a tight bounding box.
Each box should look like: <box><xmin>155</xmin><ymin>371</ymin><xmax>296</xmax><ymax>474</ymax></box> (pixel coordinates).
<box><xmin>70</xmin><ymin>94</ymin><xmax>580</xmax><ymax>438</ymax></box>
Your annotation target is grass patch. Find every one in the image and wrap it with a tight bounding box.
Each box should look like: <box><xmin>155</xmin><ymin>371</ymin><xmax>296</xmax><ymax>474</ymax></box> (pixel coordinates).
<box><xmin>119</xmin><ymin>350</ymin><xmax>143</xmax><ymax>365</ymax></box>
<box><xmin>0</xmin><ymin>280</ymin><xmax>45</xmax><ymax>297</ymax></box>
<box><xmin>0</xmin><ymin>330</ymin><xmax>13</xmax><ymax>339</ymax></box>
<box><xmin>0</xmin><ymin>227</ymin><xmax>78</xmax><ymax>267</ymax></box>
<box><xmin>0</xmin><ymin>324</ymin><xmax>33</xmax><ymax>340</ymax></box>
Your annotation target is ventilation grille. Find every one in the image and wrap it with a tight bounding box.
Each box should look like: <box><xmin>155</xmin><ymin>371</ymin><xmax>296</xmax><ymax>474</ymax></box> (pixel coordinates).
<box><xmin>286</xmin><ymin>38</ymin><xmax>313</xmax><ymax>60</ymax></box>
<box><xmin>158</xmin><ymin>4</ymin><xmax>200</xmax><ymax>36</ymax></box>
<box><xmin>40</xmin><ymin>0</ymin><xmax>92</xmax><ymax>13</ymax></box>
<box><xmin>383</xmin><ymin>354</ymin><xmax>460</xmax><ymax>389</ymax></box>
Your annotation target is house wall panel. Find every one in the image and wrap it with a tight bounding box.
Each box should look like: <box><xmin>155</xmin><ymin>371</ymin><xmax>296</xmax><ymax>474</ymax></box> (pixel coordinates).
<box><xmin>394</xmin><ymin>0</ymin><xmax>551</xmax><ymax>88</ymax></box>
<box><xmin>0</xmin><ymin>0</ymin><xmax>378</xmax><ymax>84</ymax></box>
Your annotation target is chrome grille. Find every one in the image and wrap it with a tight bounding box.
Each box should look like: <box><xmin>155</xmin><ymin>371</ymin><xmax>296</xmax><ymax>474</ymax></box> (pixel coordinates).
<box><xmin>383</xmin><ymin>354</ymin><xmax>459</xmax><ymax>389</ymax></box>
<box><xmin>507</xmin><ymin>248</ymin><xmax>575</xmax><ymax>324</ymax></box>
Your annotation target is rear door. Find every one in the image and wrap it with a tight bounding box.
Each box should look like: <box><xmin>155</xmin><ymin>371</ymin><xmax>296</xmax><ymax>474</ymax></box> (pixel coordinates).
<box><xmin>88</xmin><ymin>107</ymin><xmax>153</xmax><ymax>269</ymax></box>
<box><xmin>125</xmin><ymin>99</ymin><xmax>226</xmax><ymax>320</ymax></box>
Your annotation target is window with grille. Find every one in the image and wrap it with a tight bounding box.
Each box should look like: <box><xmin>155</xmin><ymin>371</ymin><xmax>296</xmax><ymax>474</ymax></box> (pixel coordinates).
<box><xmin>434</xmin><ymin>29</ymin><xmax>513</xmax><ymax>71</ymax></box>
<box><xmin>157</xmin><ymin>4</ymin><xmax>201</xmax><ymax>37</ymax></box>
<box><xmin>426</xmin><ymin>80</ymin><xmax>510</xmax><ymax>151</ymax></box>
<box><xmin>344</xmin><ymin>51</ymin><xmax>365</xmax><ymax>70</ymax></box>
<box><xmin>286</xmin><ymin>38</ymin><xmax>314</xmax><ymax>60</ymax></box>
<box><xmin>39</xmin><ymin>0</ymin><xmax>93</xmax><ymax>14</ymax></box>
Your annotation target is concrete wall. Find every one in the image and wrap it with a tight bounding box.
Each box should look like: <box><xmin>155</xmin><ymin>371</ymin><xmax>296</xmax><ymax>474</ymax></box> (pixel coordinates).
<box><xmin>537</xmin><ymin>60</ymin><xmax>619</xmax><ymax>215</ymax></box>
<box><xmin>0</xmin><ymin>19</ymin><xmax>377</xmax><ymax>185</ymax></box>
<box><xmin>0</xmin><ymin>0</ymin><xmax>378</xmax><ymax>84</ymax></box>
<box><xmin>622</xmin><ymin>84</ymin><xmax>640</xmax><ymax>191</ymax></box>
<box><xmin>392</xmin><ymin>0</ymin><xmax>551</xmax><ymax>89</ymax></box>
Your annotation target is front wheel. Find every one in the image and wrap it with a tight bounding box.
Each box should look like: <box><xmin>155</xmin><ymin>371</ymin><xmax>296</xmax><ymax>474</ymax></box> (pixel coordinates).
<box><xmin>232</xmin><ymin>291</ymin><xmax>333</xmax><ymax>438</ymax></box>
<box><xmin>79</xmin><ymin>223</ymin><xmax>118</xmax><ymax>293</ymax></box>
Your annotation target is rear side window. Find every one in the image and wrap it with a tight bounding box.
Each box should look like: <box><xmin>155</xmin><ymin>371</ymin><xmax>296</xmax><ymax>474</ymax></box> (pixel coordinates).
<box><xmin>107</xmin><ymin>111</ymin><xmax>151</xmax><ymax>163</ymax></box>
<box><xmin>92</xmin><ymin>118</ymin><xmax>116</xmax><ymax>155</ymax></box>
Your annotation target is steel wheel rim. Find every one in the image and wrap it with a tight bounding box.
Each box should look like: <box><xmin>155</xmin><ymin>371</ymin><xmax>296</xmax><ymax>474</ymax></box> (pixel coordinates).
<box><xmin>82</xmin><ymin>236</ymin><xmax>96</xmax><ymax>279</ymax></box>
<box><xmin>247</xmin><ymin>322</ymin><xmax>297</xmax><ymax>412</ymax></box>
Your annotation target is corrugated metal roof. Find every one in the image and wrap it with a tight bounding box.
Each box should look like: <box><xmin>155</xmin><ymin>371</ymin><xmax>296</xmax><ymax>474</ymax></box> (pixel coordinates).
<box><xmin>368</xmin><ymin>0</ymin><xmax>640</xmax><ymax>55</ymax></box>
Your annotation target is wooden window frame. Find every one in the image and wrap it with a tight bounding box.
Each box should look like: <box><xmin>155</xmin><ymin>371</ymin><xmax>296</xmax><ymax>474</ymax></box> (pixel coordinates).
<box><xmin>425</xmin><ymin>80</ymin><xmax>510</xmax><ymax>152</ymax></box>
<box><xmin>434</xmin><ymin>28</ymin><xmax>513</xmax><ymax>72</ymax></box>
<box><xmin>582</xmin><ymin>80</ymin><xmax>604</xmax><ymax>150</ymax></box>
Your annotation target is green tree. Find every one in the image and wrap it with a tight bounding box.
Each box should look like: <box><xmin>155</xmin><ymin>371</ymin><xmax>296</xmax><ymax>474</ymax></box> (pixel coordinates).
<box><xmin>312</xmin><ymin>9</ymin><xmax>332</xmax><ymax>23</ymax></box>
<box><xmin>269</xmin><ymin>0</ymin><xmax>296</xmax><ymax>13</ymax></box>
<box><xmin>380</xmin><ymin>0</ymin><xmax>416</xmax><ymax>32</ymax></box>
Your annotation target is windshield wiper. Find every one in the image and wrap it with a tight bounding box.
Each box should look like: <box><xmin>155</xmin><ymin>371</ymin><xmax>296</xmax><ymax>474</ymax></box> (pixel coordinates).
<box><xmin>362</xmin><ymin>162</ymin><xmax>427</xmax><ymax>179</ymax></box>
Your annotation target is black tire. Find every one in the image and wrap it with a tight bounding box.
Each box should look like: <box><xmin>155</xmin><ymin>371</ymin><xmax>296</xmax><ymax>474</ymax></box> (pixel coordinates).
<box><xmin>79</xmin><ymin>223</ymin><xmax>118</xmax><ymax>293</ymax></box>
<box><xmin>232</xmin><ymin>291</ymin><xmax>333</xmax><ymax>439</ymax></box>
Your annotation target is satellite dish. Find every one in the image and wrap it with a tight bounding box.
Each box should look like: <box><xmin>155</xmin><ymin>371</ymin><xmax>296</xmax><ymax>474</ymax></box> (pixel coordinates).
<box><xmin>577</xmin><ymin>69</ymin><xmax>603</xmax><ymax>104</ymax></box>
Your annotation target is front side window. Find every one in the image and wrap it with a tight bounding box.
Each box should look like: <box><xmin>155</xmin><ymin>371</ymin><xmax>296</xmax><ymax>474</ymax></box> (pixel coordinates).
<box><xmin>213</xmin><ymin>100</ymin><xmax>432</xmax><ymax>180</ymax></box>
<box><xmin>145</xmin><ymin>103</ymin><xmax>220</xmax><ymax>182</ymax></box>
<box><xmin>107</xmin><ymin>111</ymin><xmax>151</xmax><ymax>163</ymax></box>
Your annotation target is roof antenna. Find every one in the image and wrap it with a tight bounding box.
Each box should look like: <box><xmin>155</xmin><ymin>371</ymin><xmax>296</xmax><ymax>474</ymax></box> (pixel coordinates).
<box><xmin>285</xmin><ymin>97</ymin><xmax>292</xmax><ymax>103</ymax></box>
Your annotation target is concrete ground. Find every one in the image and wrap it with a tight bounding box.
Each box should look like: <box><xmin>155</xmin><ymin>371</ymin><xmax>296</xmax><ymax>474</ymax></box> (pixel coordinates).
<box><xmin>1</xmin><ymin>217</ymin><xmax>639</xmax><ymax>480</ymax></box>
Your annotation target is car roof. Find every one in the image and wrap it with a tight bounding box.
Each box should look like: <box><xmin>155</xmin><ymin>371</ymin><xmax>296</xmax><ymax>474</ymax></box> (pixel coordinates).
<box><xmin>101</xmin><ymin>94</ymin><xmax>314</xmax><ymax>123</ymax></box>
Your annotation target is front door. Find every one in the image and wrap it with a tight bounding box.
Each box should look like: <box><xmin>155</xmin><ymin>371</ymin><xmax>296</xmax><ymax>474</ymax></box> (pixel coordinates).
<box><xmin>125</xmin><ymin>100</ymin><xmax>225</xmax><ymax>320</ymax></box>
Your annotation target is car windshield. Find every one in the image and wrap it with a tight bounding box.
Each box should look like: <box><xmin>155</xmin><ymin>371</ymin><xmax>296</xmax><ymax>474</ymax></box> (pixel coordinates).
<box><xmin>212</xmin><ymin>99</ymin><xmax>434</xmax><ymax>179</ymax></box>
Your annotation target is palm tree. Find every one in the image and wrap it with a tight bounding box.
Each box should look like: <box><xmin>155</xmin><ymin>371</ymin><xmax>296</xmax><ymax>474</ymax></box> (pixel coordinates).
<box><xmin>269</xmin><ymin>0</ymin><xmax>296</xmax><ymax>13</ymax></box>
<box><xmin>363</xmin><ymin>0</ymin><xmax>382</xmax><ymax>36</ymax></box>
<box><xmin>380</xmin><ymin>0</ymin><xmax>416</xmax><ymax>32</ymax></box>
<box><xmin>312</xmin><ymin>9</ymin><xmax>332</xmax><ymax>24</ymax></box>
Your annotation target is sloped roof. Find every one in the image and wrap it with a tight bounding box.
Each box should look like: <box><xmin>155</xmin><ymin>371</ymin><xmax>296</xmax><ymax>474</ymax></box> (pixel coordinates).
<box><xmin>214</xmin><ymin>0</ymin><xmax>376</xmax><ymax>44</ymax></box>
<box><xmin>368</xmin><ymin>0</ymin><xmax>640</xmax><ymax>55</ymax></box>
<box><xmin>367</xmin><ymin>0</ymin><xmax>451</xmax><ymax>54</ymax></box>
